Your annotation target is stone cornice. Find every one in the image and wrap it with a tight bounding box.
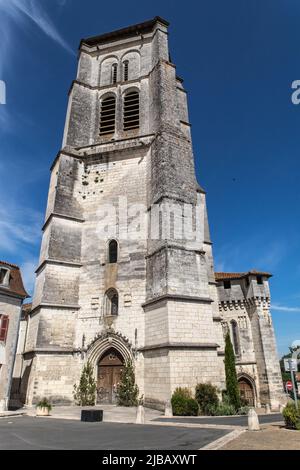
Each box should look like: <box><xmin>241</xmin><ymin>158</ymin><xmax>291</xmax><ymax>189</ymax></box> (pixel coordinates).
<box><xmin>23</xmin><ymin>347</ymin><xmax>79</xmax><ymax>356</ymax></box>
<box><xmin>146</xmin><ymin>244</ymin><xmax>205</xmax><ymax>260</ymax></box>
<box><xmin>30</xmin><ymin>303</ymin><xmax>80</xmax><ymax>316</ymax></box>
<box><xmin>80</xmin><ymin>17</ymin><xmax>169</xmax><ymax>50</ymax></box>
<box><xmin>35</xmin><ymin>259</ymin><xmax>82</xmax><ymax>275</ymax></box>
<box><xmin>142</xmin><ymin>294</ymin><xmax>213</xmax><ymax>309</ymax></box>
<box><xmin>50</xmin><ymin>134</ymin><xmax>156</xmax><ymax>170</ymax></box>
<box><xmin>42</xmin><ymin>212</ymin><xmax>85</xmax><ymax>232</ymax></box>
<box><xmin>139</xmin><ymin>342</ymin><xmax>219</xmax><ymax>352</ymax></box>
<box><xmin>147</xmin><ymin>193</ymin><xmax>196</xmax><ymax>209</ymax></box>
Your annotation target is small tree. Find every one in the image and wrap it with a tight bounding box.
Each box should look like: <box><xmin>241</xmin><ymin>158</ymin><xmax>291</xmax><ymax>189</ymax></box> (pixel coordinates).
<box><xmin>224</xmin><ymin>332</ymin><xmax>241</xmax><ymax>410</ymax></box>
<box><xmin>73</xmin><ymin>361</ymin><xmax>97</xmax><ymax>406</ymax></box>
<box><xmin>116</xmin><ymin>360</ymin><xmax>139</xmax><ymax>406</ymax></box>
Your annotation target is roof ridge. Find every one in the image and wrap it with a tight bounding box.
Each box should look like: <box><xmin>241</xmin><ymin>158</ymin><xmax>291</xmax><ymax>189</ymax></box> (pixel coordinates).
<box><xmin>0</xmin><ymin>260</ymin><xmax>20</xmax><ymax>269</ymax></box>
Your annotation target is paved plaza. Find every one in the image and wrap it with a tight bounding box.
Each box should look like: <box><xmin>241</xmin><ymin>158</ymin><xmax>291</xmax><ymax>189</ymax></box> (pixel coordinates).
<box><xmin>0</xmin><ymin>416</ymin><xmax>231</xmax><ymax>450</ymax></box>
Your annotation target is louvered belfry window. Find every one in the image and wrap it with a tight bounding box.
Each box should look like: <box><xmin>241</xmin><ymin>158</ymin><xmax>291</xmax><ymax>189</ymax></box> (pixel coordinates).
<box><xmin>123</xmin><ymin>91</ymin><xmax>139</xmax><ymax>131</ymax></box>
<box><xmin>112</xmin><ymin>63</ymin><xmax>117</xmax><ymax>84</ymax></box>
<box><xmin>99</xmin><ymin>95</ymin><xmax>116</xmax><ymax>136</ymax></box>
<box><xmin>123</xmin><ymin>60</ymin><xmax>129</xmax><ymax>81</ymax></box>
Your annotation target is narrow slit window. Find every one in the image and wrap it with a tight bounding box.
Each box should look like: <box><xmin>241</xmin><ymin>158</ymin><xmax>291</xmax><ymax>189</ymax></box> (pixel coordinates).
<box><xmin>123</xmin><ymin>60</ymin><xmax>129</xmax><ymax>81</ymax></box>
<box><xmin>104</xmin><ymin>289</ymin><xmax>119</xmax><ymax>316</ymax></box>
<box><xmin>231</xmin><ymin>320</ymin><xmax>240</xmax><ymax>356</ymax></box>
<box><xmin>123</xmin><ymin>91</ymin><xmax>139</xmax><ymax>131</ymax></box>
<box><xmin>108</xmin><ymin>240</ymin><xmax>118</xmax><ymax>264</ymax></box>
<box><xmin>99</xmin><ymin>96</ymin><xmax>116</xmax><ymax>136</ymax></box>
<box><xmin>111</xmin><ymin>63</ymin><xmax>117</xmax><ymax>84</ymax></box>
<box><xmin>224</xmin><ymin>280</ymin><xmax>231</xmax><ymax>289</ymax></box>
<box><xmin>256</xmin><ymin>275</ymin><xmax>263</xmax><ymax>285</ymax></box>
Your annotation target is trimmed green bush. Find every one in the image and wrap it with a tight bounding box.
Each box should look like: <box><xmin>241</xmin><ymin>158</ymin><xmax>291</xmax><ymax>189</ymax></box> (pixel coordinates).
<box><xmin>171</xmin><ymin>388</ymin><xmax>199</xmax><ymax>416</ymax></box>
<box><xmin>282</xmin><ymin>402</ymin><xmax>300</xmax><ymax>430</ymax></box>
<box><xmin>195</xmin><ymin>383</ymin><xmax>219</xmax><ymax>415</ymax></box>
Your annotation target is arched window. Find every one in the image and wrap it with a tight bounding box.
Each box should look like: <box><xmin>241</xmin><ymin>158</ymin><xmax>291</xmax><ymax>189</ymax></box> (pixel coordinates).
<box><xmin>123</xmin><ymin>91</ymin><xmax>139</xmax><ymax>131</ymax></box>
<box><xmin>231</xmin><ymin>320</ymin><xmax>240</xmax><ymax>356</ymax></box>
<box><xmin>99</xmin><ymin>95</ymin><xmax>116</xmax><ymax>136</ymax></box>
<box><xmin>104</xmin><ymin>289</ymin><xmax>119</xmax><ymax>316</ymax></box>
<box><xmin>111</xmin><ymin>63</ymin><xmax>117</xmax><ymax>84</ymax></box>
<box><xmin>108</xmin><ymin>239</ymin><xmax>118</xmax><ymax>264</ymax></box>
<box><xmin>123</xmin><ymin>60</ymin><xmax>129</xmax><ymax>81</ymax></box>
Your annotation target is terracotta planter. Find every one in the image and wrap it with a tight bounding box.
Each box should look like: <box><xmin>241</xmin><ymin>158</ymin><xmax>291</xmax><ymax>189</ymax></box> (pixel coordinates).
<box><xmin>36</xmin><ymin>406</ymin><xmax>50</xmax><ymax>417</ymax></box>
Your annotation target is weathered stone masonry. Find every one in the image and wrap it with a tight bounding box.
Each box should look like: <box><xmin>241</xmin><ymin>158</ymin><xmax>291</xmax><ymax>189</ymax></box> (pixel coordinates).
<box><xmin>20</xmin><ymin>17</ymin><xmax>284</xmax><ymax>410</ymax></box>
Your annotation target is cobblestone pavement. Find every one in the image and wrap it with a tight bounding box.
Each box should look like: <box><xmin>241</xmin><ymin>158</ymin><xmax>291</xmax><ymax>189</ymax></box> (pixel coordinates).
<box><xmin>220</xmin><ymin>424</ymin><xmax>300</xmax><ymax>450</ymax></box>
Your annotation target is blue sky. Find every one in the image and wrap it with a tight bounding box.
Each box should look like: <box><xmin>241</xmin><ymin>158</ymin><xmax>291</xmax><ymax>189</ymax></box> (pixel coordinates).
<box><xmin>0</xmin><ymin>0</ymin><xmax>299</xmax><ymax>355</ymax></box>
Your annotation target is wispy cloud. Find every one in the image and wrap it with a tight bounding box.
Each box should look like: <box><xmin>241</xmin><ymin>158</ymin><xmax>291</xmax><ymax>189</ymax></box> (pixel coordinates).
<box><xmin>0</xmin><ymin>203</ymin><xmax>42</xmax><ymax>254</ymax></box>
<box><xmin>271</xmin><ymin>304</ymin><xmax>300</xmax><ymax>313</ymax></box>
<box><xmin>0</xmin><ymin>0</ymin><xmax>74</xmax><ymax>65</ymax></box>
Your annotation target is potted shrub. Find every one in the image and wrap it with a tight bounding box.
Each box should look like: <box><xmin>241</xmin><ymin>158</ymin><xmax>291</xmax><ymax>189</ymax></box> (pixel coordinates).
<box><xmin>36</xmin><ymin>398</ymin><xmax>52</xmax><ymax>417</ymax></box>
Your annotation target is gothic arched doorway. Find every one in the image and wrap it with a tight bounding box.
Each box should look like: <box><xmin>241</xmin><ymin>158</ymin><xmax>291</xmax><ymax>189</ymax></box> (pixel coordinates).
<box><xmin>97</xmin><ymin>348</ymin><xmax>124</xmax><ymax>404</ymax></box>
<box><xmin>238</xmin><ymin>377</ymin><xmax>255</xmax><ymax>406</ymax></box>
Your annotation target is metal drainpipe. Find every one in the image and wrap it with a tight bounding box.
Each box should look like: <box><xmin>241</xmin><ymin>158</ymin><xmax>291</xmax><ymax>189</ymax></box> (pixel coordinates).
<box><xmin>5</xmin><ymin>299</ymin><xmax>24</xmax><ymax>411</ymax></box>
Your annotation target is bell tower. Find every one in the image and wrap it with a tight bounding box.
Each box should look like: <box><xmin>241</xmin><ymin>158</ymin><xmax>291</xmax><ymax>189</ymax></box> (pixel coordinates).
<box><xmin>23</xmin><ymin>17</ymin><xmax>224</xmax><ymax>408</ymax></box>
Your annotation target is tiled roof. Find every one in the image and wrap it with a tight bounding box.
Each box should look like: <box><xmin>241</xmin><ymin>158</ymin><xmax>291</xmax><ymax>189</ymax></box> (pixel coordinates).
<box><xmin>0</xmin><ymin>261</ymin><xmax>29</xmax><ymax>299</ymax></box>
<box><xmin>0</xmin><ymin>260</ymin><xmax>20</xmax><ymax>269</ymax></box>
<box><xmin>215</xmin><ymin>270</ymin><xmax>272</xmax><ymax>281</ymax></box>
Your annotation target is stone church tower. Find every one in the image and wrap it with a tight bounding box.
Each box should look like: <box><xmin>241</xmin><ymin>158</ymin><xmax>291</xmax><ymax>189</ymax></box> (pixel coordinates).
<box><xmin>22</xmin><ymin>17</ymin><xmax>284</xmax><ymax>410</ymax></box>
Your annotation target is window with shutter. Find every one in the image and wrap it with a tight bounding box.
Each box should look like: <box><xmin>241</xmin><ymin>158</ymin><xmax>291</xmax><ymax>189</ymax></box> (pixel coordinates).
<box><xmin>0</xmin><ymin>315</ymin><xmax>9</xmax><ymax>342</ymax></box>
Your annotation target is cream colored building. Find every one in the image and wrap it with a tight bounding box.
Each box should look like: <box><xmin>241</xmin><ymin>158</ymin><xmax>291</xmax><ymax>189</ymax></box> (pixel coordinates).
<box><xmin>0</xmin><ymin>262</ymin><xmax>28</xmax><ymax>411</ymax></box>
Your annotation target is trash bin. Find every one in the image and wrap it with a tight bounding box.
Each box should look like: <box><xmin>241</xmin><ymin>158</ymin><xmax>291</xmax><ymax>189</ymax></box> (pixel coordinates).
<box><xmin>81</xmin><ymin>409</ymin><xmax>103</xmax><ymax>422</ymax></box>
